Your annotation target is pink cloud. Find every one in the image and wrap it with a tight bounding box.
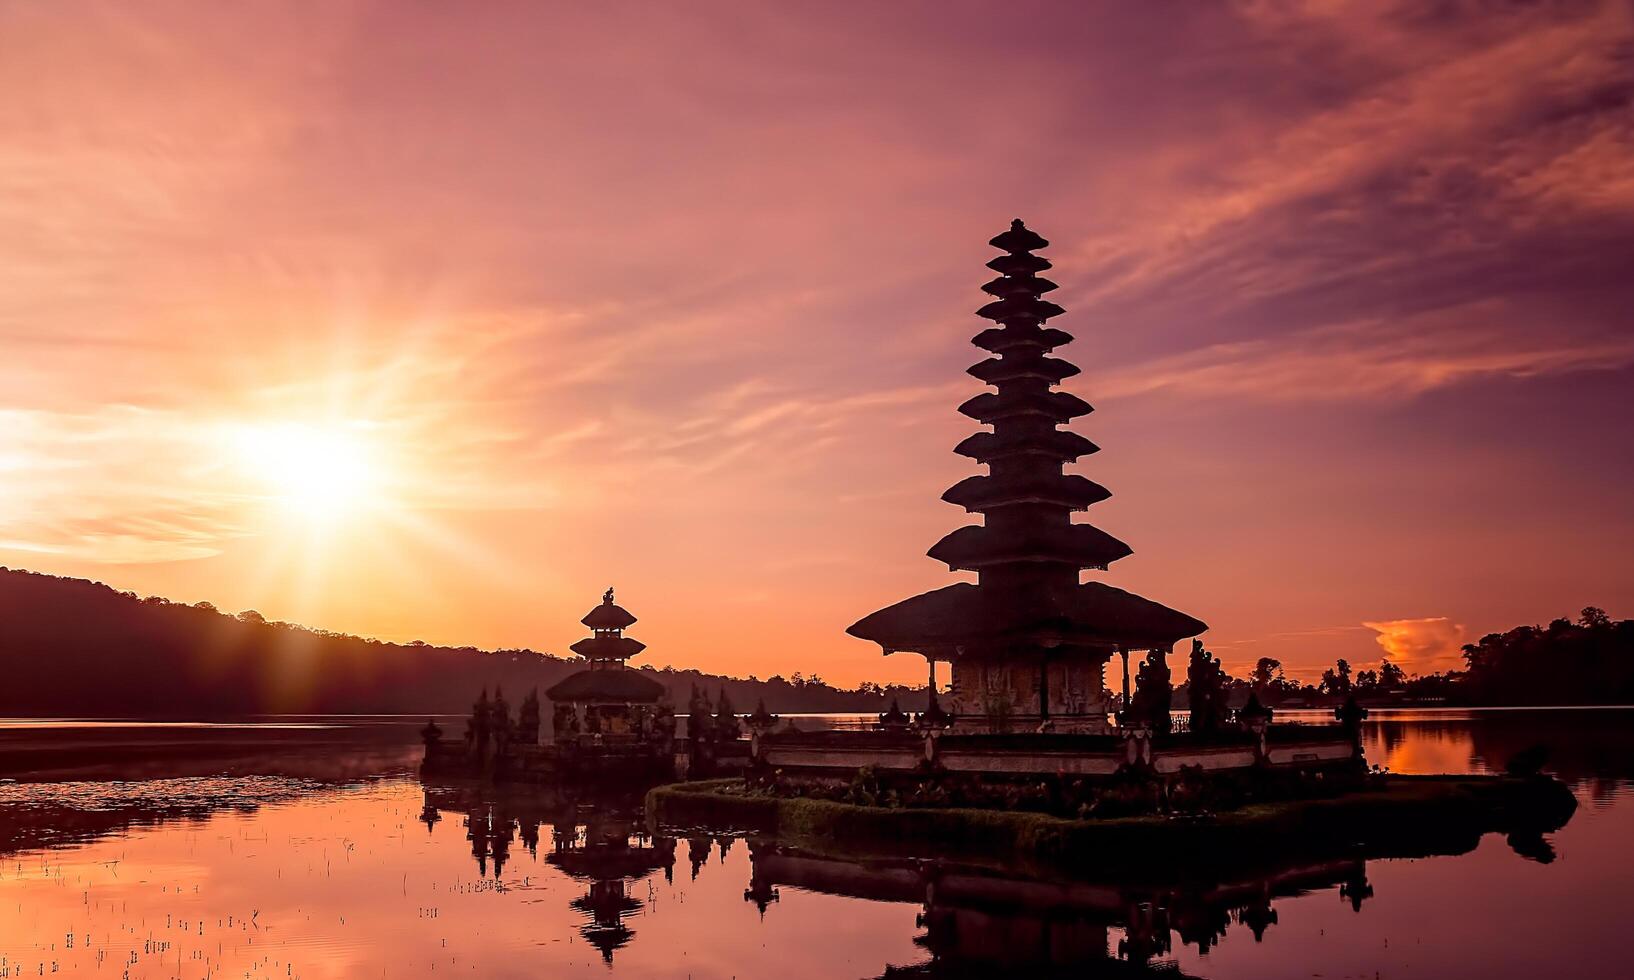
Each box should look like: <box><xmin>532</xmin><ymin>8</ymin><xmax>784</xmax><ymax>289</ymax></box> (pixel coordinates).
<box><xmin>1363</xmin><ymin>617</ymin><xmax>1468</xmax><ymax>672</ymax></box>
<box><xmin>1</xmin><ymin>1</ymin><xmax>1630</xmax><ymax>684</ymax></box>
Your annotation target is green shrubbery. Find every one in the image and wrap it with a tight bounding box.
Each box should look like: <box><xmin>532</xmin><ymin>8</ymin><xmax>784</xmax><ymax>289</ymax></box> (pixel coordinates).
<box><xmin>647</xmin><ymin>773</ymin><xmax>1577</xmax><ymax>879</ymax></box>
<box><xmin>739</xmin><ymin>760</ymin><xmax>1373</xmax><ymax>821</ymax></box>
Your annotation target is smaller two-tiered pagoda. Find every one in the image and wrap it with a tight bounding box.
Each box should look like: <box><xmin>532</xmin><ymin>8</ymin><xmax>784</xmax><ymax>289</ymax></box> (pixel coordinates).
<box><xmin>546</xmin><ymin>588</ymin><xmax>670</xmax><ymax>742</ymax></box>
<box><xmin>422</xmin><ymin>588</ymin><xmax>677</xmax><ymax>783</ymax></box>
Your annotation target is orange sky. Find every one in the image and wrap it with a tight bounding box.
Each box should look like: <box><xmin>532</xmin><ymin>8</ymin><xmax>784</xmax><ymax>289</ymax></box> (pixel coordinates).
<box><xmin>3</xmin><ymin>1</ymin><xmax>1632</xmax><ymax>687</ymax></box>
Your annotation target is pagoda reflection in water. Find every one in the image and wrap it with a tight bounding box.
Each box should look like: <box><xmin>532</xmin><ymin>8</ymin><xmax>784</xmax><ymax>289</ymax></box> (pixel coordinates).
<box><xmin>419</xmin><ymin>780</ymin><xmax>675</xmax><ymax>965</ymax></box>
<box><xmin>413</xmin><ymin>774</ymin><xmax>1573</xmax><ymax>976</ymax></box>
<box><xmin>743</xmin><ymin>840</ymin><xmax>1375</xmax><ymax>978</ymax></box>
<box><xmin>549</xmin><ymin>803</ymin><xmax>675</xmax><ymax>963</ymax></box>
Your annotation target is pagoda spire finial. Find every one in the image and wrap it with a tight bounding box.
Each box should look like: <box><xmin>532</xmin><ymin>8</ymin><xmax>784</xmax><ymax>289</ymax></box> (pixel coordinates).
<box><xmin>988</xmin><ymin>218</ymin><xmax>1049</xmax><ymax>255</ymax></box>
<box><xmin>573</xmin><ymin>588</ymin><xmax>645</xmax><ymax>664</ymax></box>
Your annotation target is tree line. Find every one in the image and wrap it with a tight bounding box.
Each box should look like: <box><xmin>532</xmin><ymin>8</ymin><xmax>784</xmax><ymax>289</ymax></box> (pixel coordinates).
<box><xmin>1207</xmin><ymin>607</ymin><xmax>1632</xmax><ymax>708</ymax></box>
<box><xmin>0</xmin><ymin>568</ymin><xmax>924</xmax><ymax>717</ymax></box>
<box><xmin>2</xmin><ymin>568</ymin><xmax>1623</xmax><ymax>716</ymax></box>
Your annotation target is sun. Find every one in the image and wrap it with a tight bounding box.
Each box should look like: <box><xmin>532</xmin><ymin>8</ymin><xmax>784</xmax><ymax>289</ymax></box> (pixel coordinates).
<box><xmin>232</xmin><ymin>422</ymin><xmax>380</xmax><ymax>520</ymax></box>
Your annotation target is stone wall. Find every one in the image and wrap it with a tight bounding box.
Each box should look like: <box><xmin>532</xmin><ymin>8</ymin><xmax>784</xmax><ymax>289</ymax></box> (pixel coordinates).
<box><xmin>944</xmin><ymin>657</ymin><xmax>1113</xmax><ymax>725</ymax></box>
<box><xmin>753</xmin><ymin>724</ymin><xmax>1358</xmax><ymax>783</ymax></box>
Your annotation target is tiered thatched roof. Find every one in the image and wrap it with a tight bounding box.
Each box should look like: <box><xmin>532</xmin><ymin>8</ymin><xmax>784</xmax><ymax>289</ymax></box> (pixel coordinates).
<box><xmin>547</xmin><ymin>588</ymin><xmax>662</xmax><ymax>704</ymax></box>
<box><xmin>847</xmin><ymin>219</ymin><xmax>1205</xmax><ymax>660</ymax></box>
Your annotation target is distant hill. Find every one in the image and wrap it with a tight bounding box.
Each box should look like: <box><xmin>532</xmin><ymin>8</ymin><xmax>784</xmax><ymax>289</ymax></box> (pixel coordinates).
<box><xmin>0</xmin><ymin>567</ymin><xmax>925</xmax><ymax>718</ymax></box>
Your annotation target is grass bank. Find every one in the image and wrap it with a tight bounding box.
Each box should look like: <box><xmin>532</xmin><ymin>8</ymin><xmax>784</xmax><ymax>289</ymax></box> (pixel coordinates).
<box><xmin>648</xmin><ymin>774</ymin><xmax>1577</xmax><ymax>878</ymax></box>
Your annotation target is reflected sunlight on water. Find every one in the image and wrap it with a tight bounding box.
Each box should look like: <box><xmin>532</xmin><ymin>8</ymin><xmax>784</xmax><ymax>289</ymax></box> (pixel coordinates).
<box><xmin>0</xmin><ymin>781</ymin><xmax>923</xmax><ymax>979</ymax></box>
<box><xmin>0</xmin><ymin>711</ymin><xmax>1628</xmax><ymax>979</ymax></box>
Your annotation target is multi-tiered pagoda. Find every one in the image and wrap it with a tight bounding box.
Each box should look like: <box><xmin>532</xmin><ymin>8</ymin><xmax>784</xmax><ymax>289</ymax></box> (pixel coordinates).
<box><xmin>546</xmin><ymin>588</ymin><xmax>668</xmax><ymax>740</ymax></box>
<box><xmin>423</xmin><ymin>588</ymin><xmax>678</xmax><ymax>783</ymax></box>
<box><xmin>848</xmin><ymin>219</ymin><xmax>1206</xmax><ymax>733</ymax></box>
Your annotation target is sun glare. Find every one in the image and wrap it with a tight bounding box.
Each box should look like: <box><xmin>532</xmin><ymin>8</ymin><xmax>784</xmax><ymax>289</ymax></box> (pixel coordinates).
<box><xmin>233</xmin><ymin>422</ymin><xmax>380</xmax><ymax>520</ymax></box>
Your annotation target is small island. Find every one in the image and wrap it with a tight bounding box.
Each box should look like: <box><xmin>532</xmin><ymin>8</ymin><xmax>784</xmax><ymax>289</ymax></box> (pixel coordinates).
<box><xmin>412</xmin><ymin>220</ymin><xmax>1581</xmax><ymax>871</ymax></box>
<box><xmin>645</xmin><ymin>219</ymin><xmax>1578</xmax><ymax>863</ymax></box>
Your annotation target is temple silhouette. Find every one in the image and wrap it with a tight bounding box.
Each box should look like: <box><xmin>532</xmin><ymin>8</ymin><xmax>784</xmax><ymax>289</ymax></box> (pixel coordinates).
<box><xmin>423</xmin><ymin>219</ymin><xmax>1367</xmax><ymax>789</ymax></box>
<box><xmin>546</xmin><ymin>588</ymin><xmax>675</xmax><ymax>770</ymax></box>
<box><xmin>745</xmin><ymin>221</ymin><xmax>1359</xmax><ymax>782</ymax></box>
<box><xmin>422</xmin><ymin>588</ymin><xmax>678</xmax><ymax>783</ymax></box>
<box><xmin>849</xmin><ymin>219</ymin><xmax>1207</xmax><ymax>733</ymax></box>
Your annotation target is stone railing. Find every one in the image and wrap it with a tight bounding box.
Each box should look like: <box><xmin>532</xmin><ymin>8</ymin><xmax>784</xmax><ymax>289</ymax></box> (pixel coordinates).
<box><xmin>753</xmin><ymin>722</ymin><xmax>1359</xmax><ymax>782</ymax></box>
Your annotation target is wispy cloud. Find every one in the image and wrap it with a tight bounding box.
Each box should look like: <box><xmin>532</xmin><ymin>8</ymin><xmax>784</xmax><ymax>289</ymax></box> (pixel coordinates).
<box><xmin>1098</xmin><ymin>307</ymin><xmax>1634</xmax><ymax>403</ymax></box>
<box><xmin>0</xmin><ymin>1</ymin><xmax>1629</xmax><ymax>682</ymax></box>
<box><xmin>0</xmin><ymin>406</ymin><xmax>248</xmax><ymax>562</ymax></box>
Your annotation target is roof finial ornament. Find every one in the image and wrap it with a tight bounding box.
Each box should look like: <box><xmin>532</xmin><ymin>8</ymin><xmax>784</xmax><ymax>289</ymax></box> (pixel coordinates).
<box><xmin>1012</xmin><ymin>217</ymin><xmax>1025</xmax><ymax>230</ymax></box>
<box><xmin>603</xmin><ymin>586</ymin><xmax>615</xmax><ymax>605</ymax></box>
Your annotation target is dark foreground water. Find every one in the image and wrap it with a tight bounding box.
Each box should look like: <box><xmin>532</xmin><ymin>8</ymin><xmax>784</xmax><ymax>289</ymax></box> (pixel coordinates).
<box><xmin>0</xmin><ymin>709</ymin><xmax>1629</xmax><ymax>979</ymax></box>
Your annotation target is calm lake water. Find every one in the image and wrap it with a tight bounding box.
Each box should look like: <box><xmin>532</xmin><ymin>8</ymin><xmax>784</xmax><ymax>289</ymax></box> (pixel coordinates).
<box><xmin>0</xmin><ymin>709</ymin><xmax>1629</xmax><ymax>979</ymax></box>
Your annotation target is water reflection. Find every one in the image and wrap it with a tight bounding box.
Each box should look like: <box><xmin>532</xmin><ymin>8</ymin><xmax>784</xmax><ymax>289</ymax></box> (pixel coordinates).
<box><xmin>414</xmin><ymin>779</ymin><xmax>1376</xmax><ymax>977</ymax></box>
<box><xmin>1345</xmin><ymin>707</ymin><xmax>1634</xmax><ymax>812</ymax></box>
<box><xmin>0</xmin><ymin>711</ymin><xmax>1627</xmax><ymax>978</ymax></box>
<box><xmin>0</xmin><ymin>718</ymin><xmax>430</xmax><ymax>858</ymax></box>
<box><xmin>0</xmin><ymin>774</ymin><xmax>326</xmax><ymax>856</ymax></box>
<box><xmin>419</xmin><ymin>780</ymin><xmax>679</xmax><ymax>963</ymax></box>
<box><xmin>743</xmin><ymin>841</ymin><xmax>1383</xmax><ymax>977</ymax></box>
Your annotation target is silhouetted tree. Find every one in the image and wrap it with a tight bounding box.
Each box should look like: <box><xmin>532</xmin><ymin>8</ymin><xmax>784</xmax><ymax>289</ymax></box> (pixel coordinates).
<box><xmin>1320</xmin><ymin>659</ymin><xmax>1353</xmax><ymax>697</ymax></box>
<box><xmin>1459</xmin><ymin>607</ymin><xmax>1634</xmax><ymax>705</ymax></box>
<box><xmin>714</xmin><ymin>686</ymin><xmax>741</xmax><ymax>740</ymax></box>
<box><xmin>687</xmin><ymin>684</ymin><xmax>712</xmax><ymax>740</ymax></box>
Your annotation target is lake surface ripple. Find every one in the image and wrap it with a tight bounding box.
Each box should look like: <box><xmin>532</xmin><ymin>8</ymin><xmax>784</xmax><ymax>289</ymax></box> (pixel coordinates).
<box><xmin>0</xmin><ymin>709</ymin><xmax>1628</xmax><ymax>979</ymax></box>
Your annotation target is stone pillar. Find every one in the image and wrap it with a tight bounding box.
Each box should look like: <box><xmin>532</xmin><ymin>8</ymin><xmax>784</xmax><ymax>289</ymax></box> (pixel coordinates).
<box><xmin>1119</xmin><ymin>645</ymin><xmax>1131</xmax><ymax>723</ymax></box>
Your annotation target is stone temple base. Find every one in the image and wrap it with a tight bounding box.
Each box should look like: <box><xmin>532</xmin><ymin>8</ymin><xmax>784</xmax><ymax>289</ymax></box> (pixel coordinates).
<box><xmin>752</xmin><ymin>723</ymin><xmax>1361</xmax><ymax>783</ymax></box>
<box><xmin>944</xmin><ymin>712</ymin><xmax>1113</xmax><ymax>736</ymax></box>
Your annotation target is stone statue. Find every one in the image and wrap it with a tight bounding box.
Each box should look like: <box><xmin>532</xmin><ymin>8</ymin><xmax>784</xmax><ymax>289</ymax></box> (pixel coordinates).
<box><xmin>553</xmin><ymin>702</ymin><xmax>579</xmax><ymax>738</ymax></box>
<box><xmin>878</xmin><ymin>697</ymin><xmax>910</xmax><ymax>730</ymax></box>
<box><xmin>1187</xmin><ymin>639</ymin><xmax>1228</xmax><ymax>736</ymax></box>
<box><xmin>1128</xmin><ymin>649</ymin><xmax>1172</xmax><ymax>732</ymax></box>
